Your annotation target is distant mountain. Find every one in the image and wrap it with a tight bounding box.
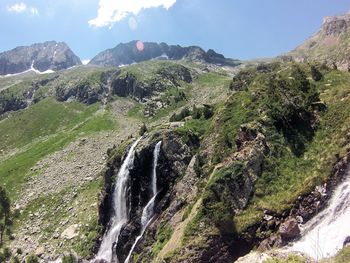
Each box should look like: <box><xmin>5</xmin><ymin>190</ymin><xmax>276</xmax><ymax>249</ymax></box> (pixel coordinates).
<box><xmin>283</xmin><ymin>12</ymin><xmax>350</xmax><ymax>70</ymax></box>
<box><xmin>89</xmin><ymin>40</ymin><xmax>240</xmax><ymax>67</ymax></box>
<box><xmin>0</xmin><ymin>41</ymin><xmax>82</xmax><ymax>75</ymax></box>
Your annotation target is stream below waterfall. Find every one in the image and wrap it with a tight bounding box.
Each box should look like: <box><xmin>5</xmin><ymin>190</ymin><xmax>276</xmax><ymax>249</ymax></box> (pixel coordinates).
<box><xmin>290</xmin><ymin>168</ymin><xmax>350</xmax><ymax>260</ymax></box>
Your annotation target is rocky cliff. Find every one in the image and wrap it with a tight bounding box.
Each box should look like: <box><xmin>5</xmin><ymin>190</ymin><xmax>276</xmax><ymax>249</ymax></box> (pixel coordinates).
<box><xmin>0</xmin><ymin>41</ymin><xmax>81</xmax><ymax>75</ymax></box>
<box><xmin>283</xmin><ymin>12</ymin><xmax>350</xmax><ymax>70</ymax></box>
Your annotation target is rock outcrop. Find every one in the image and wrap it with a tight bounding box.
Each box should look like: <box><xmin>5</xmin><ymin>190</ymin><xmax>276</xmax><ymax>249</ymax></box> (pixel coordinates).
<box><xmin>283</xmin><ymin>12</ymin><xmax>350</xmax><ymax>70</ymax></box>
<box><xmin>95</xmin><ymin>131</ymin><xmax>195</xmax><ymax>262</ymax></box>
<box><xmin>0</xmin><ymin>41</ymin><xmax>81</xmax><ymax>75</ymax></box>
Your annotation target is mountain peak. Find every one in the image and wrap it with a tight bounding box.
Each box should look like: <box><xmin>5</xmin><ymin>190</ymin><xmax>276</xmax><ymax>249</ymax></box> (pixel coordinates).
<box><xmin>0</xmin><ymin>41</ymin><xmax>81</xmax><ymax>75</ymax></box>
<box><xmin>89</xmin><ymin>41</ymin><xmax>239</xmax><ymax>67</ymax></box>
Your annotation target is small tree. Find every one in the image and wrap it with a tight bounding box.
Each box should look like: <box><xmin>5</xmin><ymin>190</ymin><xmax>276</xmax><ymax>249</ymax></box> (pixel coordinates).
<box><xmin>0</xmin><ymin>186</ymin><xmax>10</xmax><ymax>245</ymax></box>
<box><xmin>62</xmin><ymin>253</ymin><xmax>77</xmax><ymax>263</ymax></box>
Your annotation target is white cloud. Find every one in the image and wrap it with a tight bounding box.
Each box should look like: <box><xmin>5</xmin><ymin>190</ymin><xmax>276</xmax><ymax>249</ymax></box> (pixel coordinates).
<box><xmin>89</xmin><ymin>0</ymin><xmax>177</xmax><ymax>27</ymax></box>
<box><xmin>30</xmin><ymin>7</ymin><xmax>39</xmax><ymax>16</ymax></box>
<box><xmin>7</xmin><ymin>2</ymin><xmax>27</xmax><ymax>13</ymax></box>
<box><xmin>82</xmin><ymin>59</ymin><xmax>90</xmax><ymax>65</ymax></box>
<box><xmin>7</xmin><ymin>2</ymin><xmax>39</xmax><ymax>15</ymax></box>
<box><xmin>128</xmin><ymin>16</ymin><xmax>138</xmax><ymax>30</ymax></box>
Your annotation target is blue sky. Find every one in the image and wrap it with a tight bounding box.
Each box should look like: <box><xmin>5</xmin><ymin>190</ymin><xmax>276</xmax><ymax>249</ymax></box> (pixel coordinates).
<box><xmin>1</xmin><ymin>0</ymin><xmax>349</xmax><ymax>62</ymax></box>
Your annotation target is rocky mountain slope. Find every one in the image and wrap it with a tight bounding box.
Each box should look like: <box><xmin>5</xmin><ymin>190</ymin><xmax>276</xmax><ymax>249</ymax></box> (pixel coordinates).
<box><xmin>0</xmin><ymin>41</ymin><xmax>82</xmax><ymax>75</ymax></box>
<box><xmin>283</xmin><ymin>12</ymin><xmax>350</xmax><ymax>70</ymax></box>
<box><xmin>89</xmin><ymin>41</ymin><xmax>240</xmax><ymax>67</ymax></box>
<box><xmin>0</xmin><ymin>12</ymin><xmax>350</xmax><ymax>263</ymax></box>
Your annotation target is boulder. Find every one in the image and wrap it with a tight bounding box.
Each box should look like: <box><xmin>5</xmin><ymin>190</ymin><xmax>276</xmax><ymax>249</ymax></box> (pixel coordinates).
<box><xmin>279</xmin><ymin>218</ymin><xmax>300</xmax><ymax>241</ymax></box>
<box><xmin>61</xmin><ymin>224</ymin><xmax>79</xmax><ymax>240</ymax></box>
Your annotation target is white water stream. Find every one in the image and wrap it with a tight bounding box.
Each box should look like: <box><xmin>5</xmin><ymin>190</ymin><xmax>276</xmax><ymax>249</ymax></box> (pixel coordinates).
<box><xmin>290</xmin><ymin>169</ymin><xmax>350</xmax><ymax>260</ymax></box>
<box><xmin>124</xmin><ymin>141</ymin><xmax>162</xmax><ymax>263</ymax></box>
<box><xmin>95</xmin><ymin>138</ymin><xmax>141</xmax><ymax>262</ymax></box>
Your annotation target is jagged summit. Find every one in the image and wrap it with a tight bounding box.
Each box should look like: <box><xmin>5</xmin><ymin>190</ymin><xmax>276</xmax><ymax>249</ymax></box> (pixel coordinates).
<box><xmin>89</xmin><ymin>40</ymin><xmax>240</xmax><ymax>67</ymax></box>
<box><xmin>283</xmin><ymin>12</ymin><xmax>350</xmax><ymax>70</ymax></box>
<box><xmin>0</xmin><ymin>41</ymin><xmax>82</xmax><ymax>75</ymax></box>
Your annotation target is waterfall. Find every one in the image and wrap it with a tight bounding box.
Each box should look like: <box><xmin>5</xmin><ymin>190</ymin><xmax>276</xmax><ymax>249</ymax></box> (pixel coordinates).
<box><xmin>95</xmin><ymin>138</ymin><xmax>141</xmax><ymax>263</ymax></box>
<box><xmin>290</xmin><ymin>169</ymin><xmax>350</xmax><ymax>260</ymax></box>
<box><xmin>124</xmin><ymin>141</ymin><xmax>162</xmax><ymax>263</ymax></box>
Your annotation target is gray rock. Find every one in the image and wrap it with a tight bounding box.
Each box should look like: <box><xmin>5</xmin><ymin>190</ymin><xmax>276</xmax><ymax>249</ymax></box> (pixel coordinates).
<box><xmin>89</xmin><ymin>41</ymin><xmax>240</xmax><ymax>67</ymax></box>
<box><xmin>61</xmin><ymin>224</ymin><xmax>79</xmax><ymax>240</ymax></box>
<box><xmin>0</xmin><ymin>41</ymin><xmax>81</xmax><ymax>75</ymax></box>
<box><xmin>279</xmin><ymin>218</ymin><xmax>301</xmax><ymax>241</ymax></box>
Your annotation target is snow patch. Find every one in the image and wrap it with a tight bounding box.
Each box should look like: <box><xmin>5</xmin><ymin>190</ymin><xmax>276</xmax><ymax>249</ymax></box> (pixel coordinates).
<box><xmin>0</xmin><ymin>61</ymin><xmax>55</xmax><ymax>78</ymax></box>
<box><xmin>31</xmin><ymin>61</ymin><xmax>55</xmax><ymax>74</ymax></box>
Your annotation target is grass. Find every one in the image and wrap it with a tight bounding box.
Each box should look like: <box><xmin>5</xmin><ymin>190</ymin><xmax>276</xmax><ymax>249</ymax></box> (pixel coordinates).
<box><xmin>0</xmin><ymin>98</ymin><xmax>116</xmax><ymax>199</ymax></box>
<box><xmin>322</xmin><ymin>246</ymin><xmax>350</xmax><ymax>263</ymax></box>
<box><xmin>264</xmin><ymin>253</ymin><xmax>306</xmax><ymax>263</ymax></box>
<box><xmin>0</xmin><ymin>98</ymin><xmax>101</xmax><ymax>151</ymax></box>
<box><xmin>127</xmin><ymin>102</ymin><xmax>145</xmax><ymax>120</ymax></box>
<box><xmin>210</xmin><ymin>90</ymin><xmax>259</xmax><ymax>162</ymax></box>
<box><xmin>151</xmin><ymin>223</ymin><xmax>173</xmax><ymax>257</ymax></box>
<box><xmin>175</xmin><ymin>118</ymin><xmax>212</xmax><ymax>146</ymax></box>
<box><xmin>194</xmin><ymin>72</ymin><xmax>231</xmax><ymax>87</ymax></box>
<box><xmin>234</xmin><ymin>69</ymin><xmax>350</xmax><ymax>233</ymax></box>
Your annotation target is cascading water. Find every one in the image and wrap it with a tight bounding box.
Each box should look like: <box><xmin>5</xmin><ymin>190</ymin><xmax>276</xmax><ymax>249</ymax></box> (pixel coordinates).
<box><xmin>290</xmin><ymin>168</ymin><xmax>350</xmax><ymax>260</ymax></box>
<box><xmin>95</xmin><ymin>138</ymin><xmax>141</xmax><ymax>263</ymax></box>
<box><xmin>124</xmin><ymin>141</ymin><xmax>162</xmax><ymax>263</ymax></box>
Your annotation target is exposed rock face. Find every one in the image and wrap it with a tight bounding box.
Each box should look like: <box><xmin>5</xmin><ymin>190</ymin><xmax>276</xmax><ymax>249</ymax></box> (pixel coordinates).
<box><xmin>53</xmin><ymin>63</ymin><xmax>192</xmax><ymax>105</ymax></box>
<box><xmin>96</xmin><ymin>131</ymin><xmax>195</xmax><ymax>262</ymax></box>
<box><xmin>89</xmin><ymin>41</ymin><xmax>240</xmax><ymax>67</ymax></box>
<box><xmin>109</xmin><ymin>64</ymin><xmax>192</xmax><ymax>102</ymax></box>
<box><xmin>323</xmin><ymin>15</ymin><xmax>350</xmax><ymax>36</ymax></box>
<box><xmin>0</xmin><ymin>41</ymin><xmax>82</xmax><ymax>75</ymax></box>
<box><xmin>0</xmin><ymin>75</ymin><xmax>58</xmax><ymax>115</ymax></box>
<box><xmin>55</xmin><ymin>70</ymin><xmax>116</xmax><ymax>104</ymax></box>
<box><xmin>254</xmin><ymin>150</ymin><xmax>350</xmax><ymax>252</ymax></box>
<box><xmin>284</xmin><ymin>13</ymin><xmax>350</xmax><ymax>70</ymax></box>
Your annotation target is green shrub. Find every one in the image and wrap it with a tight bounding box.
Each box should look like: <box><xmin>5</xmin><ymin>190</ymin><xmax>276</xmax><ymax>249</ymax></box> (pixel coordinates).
<box><xmin>2</xmin><ymin>247</ymin><xmax>11</xmax><ymax>258</ymax></box>
<box><xmin>62</xmin><ymin>253</ymin><xmax>77</xmax><ymax>263</ymax></box>
<box><xmin>152</xmin><ymin>223</ymin><xmax>173</xmax><ymax>257</ymax></box>
<box><xmin>202</xmin><ymin>162</ymin><xmax>245</xmax><ymax>234</ymax></box>
<box><xmin>10</xmin><ymin>256</ymin><xmax>20</xmax><ymax>263</ymax></box>
<box><xmin>26</xmin><ymin>255</ymin><xmax>39</xmax><ymax>263</ymax></box>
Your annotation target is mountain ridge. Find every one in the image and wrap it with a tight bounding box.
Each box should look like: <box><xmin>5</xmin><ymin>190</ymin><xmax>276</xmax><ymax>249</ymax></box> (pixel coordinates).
<box><xmin>89</xmin><ymin>40</ymin><xmax>240</xmax><ymax>67</ymax></box>
<box><xmin>282</xmin><ymin>12</ymin><xmax>350</xmax><ymax>70</ymax></box>
<box><xmin>0</xmin><ymin>41</ymin><xmax>82</xmax><ymax>75</ymax></box>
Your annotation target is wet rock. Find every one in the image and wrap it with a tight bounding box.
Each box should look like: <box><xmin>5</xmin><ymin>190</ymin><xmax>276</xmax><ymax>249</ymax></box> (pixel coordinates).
<box><xmin>279</xmin><ymin>218</ymin><xmax>300</xmax><ymax>241</ymax></box>
<box><xmin>258</xmin><ymin>235</ymin><xmax>283</xmax><ymax>251</ymax></box>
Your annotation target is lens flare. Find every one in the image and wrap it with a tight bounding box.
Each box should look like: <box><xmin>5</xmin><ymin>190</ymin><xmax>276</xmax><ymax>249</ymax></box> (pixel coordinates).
<box><xmin>136</xmin><ymin>40</ymin><xmax>144</xmax><ymax>52</ymax></box>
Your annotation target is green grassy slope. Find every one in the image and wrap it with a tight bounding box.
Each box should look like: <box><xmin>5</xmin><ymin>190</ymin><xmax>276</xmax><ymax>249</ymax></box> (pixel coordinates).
<box><xmin>0</xmin><ymin>98</ymin><xmax>116</xmax><ymax>199</ymax></box>
<box><xmin>160</xmin><ymin>62</ymin><xmax>350</xmax><ymax>261</ymax></box>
